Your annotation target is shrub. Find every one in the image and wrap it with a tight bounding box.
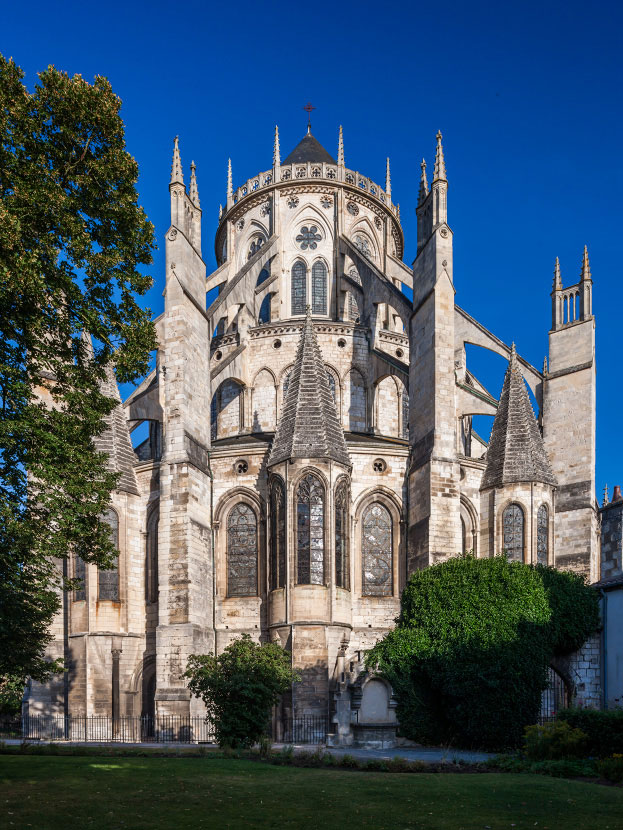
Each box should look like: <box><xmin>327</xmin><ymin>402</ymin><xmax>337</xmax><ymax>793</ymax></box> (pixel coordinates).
<box><xmin>557</xmin><ymin>708</ymin><xmax>623</xmax><ymax>757</ymax></box>
<box><xmin>184</xmin><ymin>634</ymin><xmax>299</xmax><ymax>748</ymax></box>
<box><xmin>524</xmin><ymin>721</ymin><xmax>589</xmax><ymax>760</ymax></box>
<box><xmin>596</xmin><ymin>754</ymin><xmax>623</xmax><ymax>783</ymax></box>
<box><xmin>536</xmin><ymin>565</ymin><xmax>600</xmax><ymax>656</ymax></box>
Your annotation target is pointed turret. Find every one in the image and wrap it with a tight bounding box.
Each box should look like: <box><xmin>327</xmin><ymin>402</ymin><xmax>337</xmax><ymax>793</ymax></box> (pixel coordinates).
<box><xmin>273</xmin><ymin>125</ymin><xmax>281</xmax><ymax>167</ymax></box>
<box><xmin>385</xmin><ymin>157</ymin><xmax>391</xmax><ymax>199</ymax></box>
<box><xmin>418</xmin><ymin>158</ymin><xmax>429</xmax><ymax>205</ymax></box>
<box><xmin>553</xmin><ymin>256</ymin><xmax>562</xmax><ymax>291</ymax></box>
<box><xmin>481</xmin><ymin>344</ymin><xmax>556</xmax><ymax>490</ymax></box>
<box><xmin>189</xmin><ymin>160</ymin><xmax>200</xmax><ymax>208</ymax></box>
<box><xmin>433</xmin><ymin>130</ymin><xmax>447</xmax><ymax>181</ymax></box>
<box><xmin>337</xmin><ymin>125</ymin><xmax>344</xmax><ymax>167</ymax></box>
<box><xmin>170</xmin><ymin>136</ymin><xmax>184</xmax><ymax>186</ymax></box>
<box><xmin>226</xmin><ymin>158</ymin><xmax>233</xmax><ymax>208</ymax></box>
<box><xmin>581</xmin><ymin>245</ymin><xmax>591</xmax><ymax>281</ymax></box>
<box><xmin>542</xmin><ymin>356</ymin><xmax>548</xmax><ymax>376</ymax></box>
<box><xmin>268</xmin><ymin>308</ymin><xmax>350</xmax><ymax>468</ymax></box>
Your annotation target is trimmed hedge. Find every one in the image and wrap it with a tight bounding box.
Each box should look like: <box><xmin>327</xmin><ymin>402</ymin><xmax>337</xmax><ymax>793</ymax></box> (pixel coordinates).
<box><xmin>557</xmin><ymin>709</ymin><xmax>623</xmax><ymax>757</ymax></box>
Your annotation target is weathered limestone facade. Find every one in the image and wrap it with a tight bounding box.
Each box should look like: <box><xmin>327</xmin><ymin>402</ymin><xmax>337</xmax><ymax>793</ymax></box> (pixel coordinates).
<box><xmin>25</xmin><ymin>127</ymin><xmax>601</xmax><ymax>737</ymax></box>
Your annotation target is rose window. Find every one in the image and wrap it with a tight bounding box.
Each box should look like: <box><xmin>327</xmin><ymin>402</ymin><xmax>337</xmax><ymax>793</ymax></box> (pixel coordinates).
<box><xmin>296</xmin><ymin>225</ymin><xmax>322</xmax><ymax>250</ymax></box>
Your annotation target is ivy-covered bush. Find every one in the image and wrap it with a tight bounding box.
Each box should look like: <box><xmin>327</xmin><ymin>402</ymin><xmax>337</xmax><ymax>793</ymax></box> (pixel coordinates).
<box><xmin>557</xmin><ymin>708</ymin><xmax>623</xmax><ymax>757</ymax></box>
<box><xmin>367</xmin><ymin>555</ymin><xmax>600</xmax><ymax>751</ymax></box>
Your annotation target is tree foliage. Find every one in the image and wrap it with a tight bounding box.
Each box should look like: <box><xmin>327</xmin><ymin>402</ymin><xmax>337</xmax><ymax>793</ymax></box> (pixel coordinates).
<box><xmin>366</xmin><ymin>555</ymin><xmax>600</xmax><ymax>751</ymax></box>
<box><xmin>184</xmin><ymin>635</ymin><xmax>300</xmax><ymax>748</ymax></box>
<box><xmin>0</xmin><ymin>55</ymin><xmax>156</xmax><ymax>689</ymax></box>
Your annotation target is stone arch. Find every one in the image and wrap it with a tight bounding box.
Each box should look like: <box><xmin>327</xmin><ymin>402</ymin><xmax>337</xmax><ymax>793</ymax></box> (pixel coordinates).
<box><xmin>251</xmin><ymin>368</ymin><xmax>277</xmax><ymax>433</ymax></box>
<box><xmin>237</xmin><ymin>219</ymin><xmax>269</xmax><ymax>269</ymax></box>
<box><xmin>375</xmin><ymin>375</ymin><xmax>400</xmax><ymax>437</ymax></box>
<box><xmin>324</xmin><ymin>363</ymin><xmax>341</xmax><ymax>412</ymax></box>
<box><xmin>353</xmin><ymin>487</ymin><xmax>403</xmax><ymax>598</ymax></box>
<box><xmin>211</xmin><ymin>377</ymin><xmax>245</xmax><ymax>440</ymax></box>
<box><xmin>460</xmin><ymin>495</ymin><xmax>478</xmax><ymax>555</ymax></box>
<box><xmin>286</xmin><ymin>202</ymin><xmax>334</xmax><ymax>248</ymax></box>
<box><xmin>214</xmin><ymin>488</ymin><xmax>264</xmax><ymax>600</ymax></box>
<box><xmin>358</xmin><ymin>675</ymin><xmax>395</xmax><ymax>723</ymax></box>
<box><xmin>350</xmin><ymin>216</ymin><xmax>380</xmax><ymax>261</ymax></box>
<box><xmin>343</xmin><ymin>366</ymin><xmax>367</xmax><ymax>432</ymax></box>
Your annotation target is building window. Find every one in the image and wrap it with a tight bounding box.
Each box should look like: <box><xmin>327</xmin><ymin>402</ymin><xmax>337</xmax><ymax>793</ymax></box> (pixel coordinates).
<box><xmin>227</xmin><ymin>503</ymin><xmax>258</xmax><ymax>597</ymax></box>
<box><xmin>326</xmin><ymin>370</ymin><xmax>336</xmax><ymax>402</ymax></box>
<box><xmin>74</xmin><ymin>555</ymin><xmax>86</xmax><ymax>602</ymax></box>
<box><xmin>362</xmin><ymin>503</ymin><xmax>393</xmax><ymax>596</ymax></box>
<box><xmin>537</xmin><ymin>504</ymin><xmax>549</xmax><ymax>565</ymax></box>
<box><xmin>348</xmin><ymin>291</ymin><xmax>360</xmax><ymax>323</ymax></box>
<box><xmin>146</xmin><ymin>510</ymin><xmax>159</xmax><ymax>604</ymax></box>
<box><xmin>270</xmin><ymin>478</ymin><xmax>286</xmax><ymax>590</ymax></box>
<box><xmin>353</xmin><ymin>233</ymin><xmax>372</xmax><ymax>259</ymax></box>
<box><xmin>401</xmin><ymin>391</ymin><xmax>409</xmax><ymax>439</ymax></box>
<box><xmin>296</xmin><ymin>225</ymin><xmax>322</xmax><ymax>250</ymax></box>
<box><xmin>502</xmin><ymin>503</ymin><xmax>524</xmax><ymax>562</ymax></box>
<box><xmin>256</xmin><ymin>266</ymin><xmax>270</xmax><ymax>287</ymax></box>
<box><xmin>311</xmin><ymin>260</ymin><xmax>327</xmax><ymax>315</ymax></box>
<box><xmin>335</xmin><ymin>481</ymin><xmax>350</xmax><ymax>590</ymax></box>
<box><xmin>258</xmin><ymin>294</ymin><xmax>271</xmax><ymax>324</ymax></box>
<box><xmin>248</xmin><ymin>235</ymin><xmax>264</xmax><ymax>259</ymax></box>
<box><xmin>297</xmin><ymin>473</ymin><xmax>325</xmax><ymax>585</ymax></box>
<box><xmin>291</xmin><ymin>260</ymin><xmax>307</xmax><ymax>315</ymax></box>
<box><xmin>98</xmin><ymin>508</ymin><xmax>119</xmax><ymax>601</ymax></box>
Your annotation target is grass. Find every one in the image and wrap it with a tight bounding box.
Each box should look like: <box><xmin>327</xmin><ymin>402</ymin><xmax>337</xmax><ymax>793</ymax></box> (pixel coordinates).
<box><xmin>1</xmin><ymin>755</ymin><xmax>622</xmax><ymax>829</ymax></box>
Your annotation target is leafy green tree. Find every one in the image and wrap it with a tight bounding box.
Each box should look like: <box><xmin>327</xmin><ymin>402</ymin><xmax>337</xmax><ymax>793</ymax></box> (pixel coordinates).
<box><xmin>366</xmin><ymin>555</ymin><xmax>600</xmax><ymax>751</ymax></box>
<box><xmin>185</xmin><ymin>634</ymin><xmax>300</xmax><ymax>747</ymax></box>
<box><xmin>0</xmin><ymin>55</ymin><xmax>156</xmax><ymax>692</ymax></box>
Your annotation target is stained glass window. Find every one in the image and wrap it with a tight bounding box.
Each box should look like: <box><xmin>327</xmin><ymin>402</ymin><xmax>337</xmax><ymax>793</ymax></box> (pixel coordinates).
<box><xmin>326</xmin><ymin>371</ymin><xmax>336</xmax><ymax>401</ymax></box>
<box><xmin>146</xmin><ymin>510</ymin><xmax>159</xmax><ymax>604</ymax></box>
<box><xmin>227</xmin><ymin>503</ymin><xmax>258</xmax><ymax>596</ymax></box>
<box><xmin>270</xmin><ymin>478</ymin><xmax>286</xmax><ymax>590</ymax></box>
<box><xmin>503</xmin><ymin>503</ymin><xmax>524</xmax><ymax>562</ymax></box>
<box><xmin>401</xmin><ymin>391</ymin><xmax>409</xmax><ymax>439</ymax></box>
<box><xmin>291</xmin><ymin>260</ymin><xmax>306</xmax><ymax>315</ymax></box>
<box><xmin>362</xmin><ymin>504</ymin><xmax>392</xmax><ymax>596</ymax></box>
<box><xmin>248</xmin><ymin>236</ymin><xmax>264</xmax><ymax>259</ymax></box>
<box><xmin>335</xmin><ymin>481</ymin><xmax>350</xmax><ymax>590</ymax></box>
<box><xmin>297</xmin><ymin>474</ymin><xmax>324</xmax><ymax>585</ymax></box>
<box><xmin>258</xmin><ymin>294</ymin><xmax>271</xmax><ymax>324</ymax></box>
<box><xmin>98</xmin><ymin>508</ymin><xmax>119</xmax><ymax>601</ymax></box>
<box><xmin>296</xmin><ymin>225</ymin><xmax>322</xmax><ymax>250</ymax></box>
<box><xmin>311</xmin><ymin>260</ymin><xmax>327</xmax><ymax>314</ymax></box>
<box><xmin>74</xmin><ymin>555</ymin><xmax>86</xmax><ymax>601</ymax></box>
<box><xmin>282</xmin><ymin>371</ymin><xmax>291</xmax><ymax>404</ymax></box>
<box><xmin>353</xmin><ymin>234</ymin><xmax>371</xmax><ymax>259</ymax></box>
<box><xmin>537</xmin><ymin>504</ymin><xmax>549</xmax><ymax>565</ymax></box>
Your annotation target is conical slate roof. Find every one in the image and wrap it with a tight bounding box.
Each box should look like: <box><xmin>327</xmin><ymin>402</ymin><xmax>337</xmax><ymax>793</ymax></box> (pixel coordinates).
<box><xmin>481</xmin><ymin>345</ymin><xmax>556</xmax><ymax>490</ymax></box>
<box><xmin>268</xmin><ymin>309</ymin><xmax>350</xmax><ymax>467</ymax></box>
<box><xmin>282</xmin><ymin>132</ymin><xmax>337</xmax><ymax>166</ymax></box>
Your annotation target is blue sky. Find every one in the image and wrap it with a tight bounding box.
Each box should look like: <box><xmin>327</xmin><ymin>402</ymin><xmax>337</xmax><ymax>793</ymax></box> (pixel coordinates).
<box><xmin>2</xmin><ymin>0</ymin><xmax>622</xmax><ymax>497</ymax></box>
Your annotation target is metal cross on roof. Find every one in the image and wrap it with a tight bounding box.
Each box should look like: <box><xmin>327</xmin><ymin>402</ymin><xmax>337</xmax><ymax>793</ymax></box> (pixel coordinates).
<box><xmin>303</xmin><ymin>102</ymin><xmax>316</xmax><ymax>133</ymax></box>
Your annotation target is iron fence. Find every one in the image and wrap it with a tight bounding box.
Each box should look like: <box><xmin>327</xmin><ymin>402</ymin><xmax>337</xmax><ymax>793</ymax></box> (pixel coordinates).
<box><xmin>0</xmin><ymin>715</ymin><xmax>215</xmax><ymax>744</ymax></box>
<box><xmin>538</xmin><ymin>666</ymin><xmax>570</xmax><ymax>724</ymax></box>
<box><xmin>272</xmin><ymin>715</ymin><xmax>328</xmax><ymax>744</ymax></box>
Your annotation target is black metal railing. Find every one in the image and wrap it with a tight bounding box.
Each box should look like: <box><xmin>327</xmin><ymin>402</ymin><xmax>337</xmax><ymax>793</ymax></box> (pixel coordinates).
<box><xmin>539</xmin><ymin>666</ymin><xmax>570</xmax><ymax>724</ymax></box>
<box><xmin>272</xmin><ymin>716</ymin><xmax>328</xmax><ymax>744</ymax></box>
<box><xmin>0</xmin><ymin>715</ymin><xmax>215</xmax><ymax>744</ymax></box>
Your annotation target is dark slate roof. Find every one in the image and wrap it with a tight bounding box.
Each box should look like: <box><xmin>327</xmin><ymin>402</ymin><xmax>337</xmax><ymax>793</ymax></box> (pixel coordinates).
<box><xmin>268</xmin><ymin>309</ymin><xmax>350</xmax><ymax>467</ymax></box>
<box><xmin>481</xmin><ymin>345</ymin><xmax>556</xmax><ymax>490</ymax></box>
<box><xmin>282</xmin><ymin>132</ymin><xmax>337</xmax><ymax>166</ymax></box>
<box><xmin>94</xmin><ymin>364</ymin><xmax>140</xmax><ymax>495</ymax></box>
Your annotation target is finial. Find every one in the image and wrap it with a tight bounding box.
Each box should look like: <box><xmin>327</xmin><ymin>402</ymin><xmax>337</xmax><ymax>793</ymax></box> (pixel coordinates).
<box><xmin>189</xmin><ymin>160</ymin><xmax>200</xmax><ymax>207</ymax></box>
<box><xmin>170</xmin><ymin>135</ymin><xmax>184</xmax><ymax>185</ymax></box>
<box><xmin>418</xmin><ymin>158</ymin><xmax>429</xmax><ymax>204</ymax></box>
<box><xmin>385</xmin><ymin>157</ymin><xmax>391</xmax><ymax>199</ymax></box>
<box><xmin>337</xmin><ymin>125</ymin><xmax>344</xmax><ymax>167</ymax></box>
<box><xmin>542</xmin><ymin>356</ymin><xmax>548</xmax><ymax>376</ymax></box>
<box><xmin>227</xmin><ymin>158</ymin><xmax>233</xmax><ymax>201</ymax></box>
<box><xmin>303</xmin><ymin>102</ymin><xmax>315</xmax><ymax>134</ymax></box>
<box><xmin>581</xmin><ymin>245</ymin><xmax>592</xmax><ymax>281</ymax></box>
<box><xmin>273</xmin><ymin>125</ymin><xmax>281</xmax><ymax>167</ymax></box>
<box><xmin>603</xmin><ymin>484</ymin><xmax>609</xmax><ymax>507</ymax></box>
<box><xmin>219</xmin><ymin>203</ymin><xmax>223</xmax><ymax>220</ymax></box>
<box><xmin>433</xmin><ymin>130</ymin><xmax>447</xmax><ymax>181</ymax></box>
<box><xmin>510</xmin><ymin>342</ymin><xmax>517</xmax><ymax>363</ymax></box>
<box><xmin>553</xmin><ymin>256</ymin><xmax>562</xmax><ymax>291</ymax></box>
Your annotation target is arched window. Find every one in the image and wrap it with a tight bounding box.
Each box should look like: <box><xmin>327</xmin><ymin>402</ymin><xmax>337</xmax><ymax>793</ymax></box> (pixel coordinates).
<box><xmin>311</xmin><ymin>261</ymin><xmax>327</xmax><ymax>315</ymax></box>
<box><xmin>291</xmin><ymin>260</ymin><xmax>307</xmax><ymax>315</ymax></box>
<box><xmin>335</xmin><ymin>481</ymin><xmax>350</xmax><ymax>590</ymax></box>
<box><xmin>227</xmin><ymin>503</ymin><xmax>258</xmax><ymax>597</ymax></box>
<box><xmin>146</xmin><ymin>509</ymin><xmax>159</xmax><ymax>604</ymax></box>
<box><xmin>297</xmin><ymin>474</ymin><xmax>324</xmax><ymax>585</ymax></box>
<box><xmin>248</xmin><ymin>235</ymin><xmax>264</xmax><ymax>259</ymax></box>
<box><xmin>401</xmin><ymin>390</ymin><xmax>409</xmax><ymax>439</ymax></box>
<box><xmin>362</xmin><ymin>503</ymin><xmax>393</xmax><ymax>596</ymax></box>
<box><xmin>256</xmin><ymin>266</ymin><xmax>270</xmax><ymax>287</ymax></box>
<box><xmin>348</xmin><ymin>291</ymin><xmax>360</xmax><ymax>323</ymax></box>
<box><xmin>326</xmin><ymin>370</ymin><xmax>336</xmax><ymax>402</ymax></box>
<box><xmin>98</xmin><ymin>508</ymin><xmax>119</xmax><ymax>601</ymax></box>
<box><xmin>537</xmin><ymin>504</ymin><xmax>549</xmax><ymax>565</ymax></box>
<box><xmin>502</xmin><ymin>503</ymin><xmax>524</xmax><ymax>562</ymax></box>
<box><xmin>270</xmin><ymin>478</ymin><xmax>286</xmax><ymax>590</ymax></box>
<box><xmin>258</xmin><ymin>294</ymin><xmax>271</xmax><ymax>324</ymax></box>
<box><xmin>74</xmin><ymin>555</ymin><xmax>86</xmax><ymax>601</ymax></box>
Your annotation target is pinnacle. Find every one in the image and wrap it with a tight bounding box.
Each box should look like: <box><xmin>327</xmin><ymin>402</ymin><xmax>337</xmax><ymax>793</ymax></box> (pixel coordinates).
<box><xmin>385</xmin><ymin>157</ymin><xmax>391</xmax><ymax>198</ymax></box>
<box><xmin>189</xmin><ymin>160</ymin><xmax>200</xmax><ymax>207</ymax></box>
<box><xmin>227</xmin><ymin>158</ymin><xmax>233</xmax><ymax>201</ymax></box>
<box><xmin>273</xmin><ymin>125</ymin><xmax>281</xmax><ymax>167</ymax></box>
<box><xmin>433</xmin><ymin>130</ymin><xmax>447</xmax><ymax>181</ymax></box>
<box><xmin>553</xmin><ymin>256</ymin><xmax>562</xmax><ymax>291</ymax></box>
<box><xmin>418</xmin><ymin>158</ymin><xmax>429</xmax><ymax>204</ymax></box>
<box><xmin>170</xmin><ymin>135</ymin><xmax>184</xmax><ymax>186</ymax></box>
<box><xmin>337</xmin><ymin>125</ymin><xmax>344</xmax><ymax>167</ymax></box>
<box><xmin>581</xmin><ymin>245</ymin><xmax>591</xmax><ymax>281</ymax></box>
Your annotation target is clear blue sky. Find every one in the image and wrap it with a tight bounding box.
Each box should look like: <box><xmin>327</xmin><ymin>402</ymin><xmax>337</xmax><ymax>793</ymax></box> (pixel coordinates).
<box><xmin>2</xmin><ymin>0</ymin><xmax>622</xmax><ymax>498</ymax></box>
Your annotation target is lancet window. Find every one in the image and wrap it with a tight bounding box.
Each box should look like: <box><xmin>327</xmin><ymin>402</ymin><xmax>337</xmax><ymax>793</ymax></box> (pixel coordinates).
<box><xmin>146</xmin><ymin>509</ymin><xmax>159</xmax><ymax>604</ymax></box>
<box><xmin>537</xmin><ymin>504</ymin><xmax>549</xmax><ymax>565</ymax></box>
<box><xmin>227</xmin><ymin>503</ymin><xmax>258</xmax><ymax>597</ymax></box>
<box><xmin>362</xmin><ymin>503</ymin><xmax>393</xmax><ymax>596</ymax></box>
<box><xmin>311</xmin><ymin>261</ymin><xmax>327</xmax><ymax>315</ymax></box>
<box><xmin>502</xmin><ymin>503</ymin><xmax>524</xmax><ymax>562</ymax></box>
<box><xmin>270</xmin><ymin>478</ymin><xmax>286</xmax><ymax>590</ymax></box>
<box><xmin>258</xmin><ymin>294</ymin><xmax>271</xmax><ymax>324</ymax></box>
<box><xmin>291</xmin><ymin>260</ymin><xmax>307</xmax><ymax>315</ymax></box>
<box><xmin>335</xmin><ymin>481</ymin><xmax>350</xmax><ymax>590</ymax></box>
<box><xmin>296</xmin><ymin>474</ymin><xmax>325</xmax><ymax>585</ymax></box>
<box><xmin>98</xmin><ymin>508</ymin><xmax>119</xmax><ymax>601</ymax></box>
<box><xmin>74</xmin><ymin>555</ymin><xmax>86</xmax><ymax>601</ymax></box>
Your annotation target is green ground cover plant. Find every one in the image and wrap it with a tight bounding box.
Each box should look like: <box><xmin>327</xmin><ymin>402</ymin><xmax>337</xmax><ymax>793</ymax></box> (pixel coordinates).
<box><xmin>1</xmin><ymin>754</ymin><xmax>622</xmax><ymax>830</ymax></box>
<box><xmin>557</xmin><ymin>708</ymin><xmax>623</xmax><ymax>757</ymax></box>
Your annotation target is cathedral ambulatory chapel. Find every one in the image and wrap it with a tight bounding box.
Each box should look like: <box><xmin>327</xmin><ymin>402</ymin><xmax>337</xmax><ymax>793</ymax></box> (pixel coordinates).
<box><xmin>26</xmin><ymin>124</ymin><xmax>600</xmax><ymax>743</ymax></box>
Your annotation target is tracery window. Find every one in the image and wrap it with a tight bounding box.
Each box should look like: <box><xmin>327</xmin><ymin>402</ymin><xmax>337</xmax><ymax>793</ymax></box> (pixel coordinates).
<box><xmin>326</xmin><ymin>371</ymin><xmax>336</xmax><ymax>402</ymax></box>
<box><xmin>98</xmin><ymin>508</ymin><xmax>119</xmax><ymax>601</ymax></box>
<box><xmin>248</xmin><ymin>235</ymin><xmax>264</xmax><ymax>259</ymax></box>
<box><xmin>311</xmin><ymin>260</ymin><xmax>327</xmax><ymax>315</ymax></box>
<box><xmin>296</xmin><ymin>225</ymin><xmax>322</xmax><ymax>250</ymax></box>
<box><xmin>297</xmin><ymin>474</ymin><xmax>325</xmax><ymax>585</ymax></box>
<box><xmin>270</xmin><ymin>478</ymin><xmax>286</xmax><ymax>590</ymax></box>
<box><xmin>335</xmin><ymin>481</ymin><xmax>350</xmax><ymax>590</ymax></box>
<box><xmin>227</xmin><ymin>503</ymin><xmax>258</xmax><ymax>597</ymax></box>
<box><xmin>74</xmin><ymin>555</ymin><xmax>86</xmax><ymax>601</ymax></box>
<box><xmin>362</xmin><ymin>503</ymin><xmax>393</xmax><ymax>596</ymax></box>
<box><xmin>537</xmin><ymin>504</ymin><xmax>549</xmax><ymax>565</ymax></box>
<box><xmin>503</xmin><ymin>503</ymin><xmax>524</xmax><ymax>562</ymax></box>
<box><xmin>146</xmin><ymin>510</ymin><xmax>159</xmax><ymax>604</ymax></box>
<box><xmin>291</xmin><ymin>260</ymin><xmax>307</xmax><ymax>315</ymax></box>
<box><xmin>353</xmin><ymin>234</ymin><xmax>372</xmax><ymax>259</ymax></box>
<box><xmin>348</xmin><ymin>292</ymin><xmax>360</xmax><ymax>323</ymax></box>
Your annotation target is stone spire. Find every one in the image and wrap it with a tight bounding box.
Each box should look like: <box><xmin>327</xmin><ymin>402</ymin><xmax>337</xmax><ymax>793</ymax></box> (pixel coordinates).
<box><xmin>170</xmin><ymin>136</ymin><xmax>184</xmax><ymax>186</ymax></box>
<box><xmin>433</xmin><ymin>130</ymin><xmax>447</xmax><ymax>182</ymax></box>
<box><xmin>418</xmin><ymin>158</ymin><xmax>429</xmax><ymax>204</ymax></box>
<box><xmin>481</xmin><ymin>344</ymin><xmax>556</xmax><ymax>490</ymax></box>
<box><xmin>189</xmin><ymin>160</ymin><xmax>200</xmax><ymax>207</ymax></box>
<box><xmin>553</xmin><ymin>256</ymin><xmax>562</xmax><ymax>291</ymax></box>
<box><xmin>273</xmin><ymin>125</ymin><xmax>281</xmax><ymax>167</ymax></box>
<box><xmin>581</xmin><ymin>245</ymin><xmax>591</xmax><ymax>281</ymax></box>
<box><xmin>226</xmin><ymin>158</ymin><xmax>233</xmax><ymax>206</ymax></box>
<box><xmin>337</xmin><ymin>125</ymin><xmax>344</xmax><ymax>167</ymax></box>
<box><xmin>542</xmin><ymin>355</ymin><xmax>548</xmax><ymax>376</ymax></box>
<box><xmin>385</xmin><ymin>157</ymin><xmax>391</xmax><ymax>199</ymax></box>
<box><xmin>268</xmin><ymin>308</ymin><xmax>350</xmax><ymax>468</ymax></box>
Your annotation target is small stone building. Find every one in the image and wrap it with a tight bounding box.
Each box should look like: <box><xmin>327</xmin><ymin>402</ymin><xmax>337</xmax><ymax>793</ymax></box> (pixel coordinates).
<box><xmin>25</xmin><ymin>126</ymin><xmax>601</xmax><ymax>739</ymax></box>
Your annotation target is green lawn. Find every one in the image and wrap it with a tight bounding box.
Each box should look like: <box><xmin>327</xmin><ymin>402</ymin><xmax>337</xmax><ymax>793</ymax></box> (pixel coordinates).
<box><xmin>1</xmin><ymin>756</ymin><xmax>621</xmax><ymax>830</ymax></box>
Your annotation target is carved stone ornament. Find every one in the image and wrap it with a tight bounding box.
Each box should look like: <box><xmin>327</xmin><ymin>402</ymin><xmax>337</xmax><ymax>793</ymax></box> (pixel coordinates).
<box><xmin>440</xmin><ymin>226</ymin><xmax>449</xmax><ymax>238</ymax></box>
<box><xmin>237</xmin><ymin>219</ymin><xmax>245</xmax><ymax>231</ymax></box>
<box><xmin>347</xmin><ymin>201</ymin><xmax>359</xmax><ymax>216</ymax></box>
<box><xmin>168</xmin><ymin>229</ymin><xmax>177</xmax><ymax>241</ymax></box>
<box><xmin>287</xmin><ymin>196</ymin><xmax>299</xmax><ymax>209</ymax></box>
<box><xmin>321</xmin><ymin>196</ymin><xmax>332</xmax><ymax>209</ymax></box>
<box><xmin>260</xmin><ymin>202</ymin><xmax>271</xmax><ymax>216</ymax></box>
<box><xmin>374</xmin><ymin>216</ymin><xmax>382</xmax><ymax>230</ymax></box>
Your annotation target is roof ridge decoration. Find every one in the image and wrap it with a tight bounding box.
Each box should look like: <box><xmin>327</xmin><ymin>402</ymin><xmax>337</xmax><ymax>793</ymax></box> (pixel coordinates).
<box><xmin>268</xmin><ymin>308</ymin><xmax>350</xmax><ymax>467</ymax></box>
<box><xmin>481</xmin><ymin>343</ymin><xmax>556</xmax><ymax>490</ymax></box>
